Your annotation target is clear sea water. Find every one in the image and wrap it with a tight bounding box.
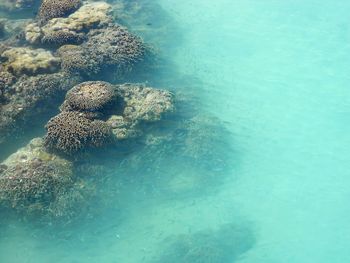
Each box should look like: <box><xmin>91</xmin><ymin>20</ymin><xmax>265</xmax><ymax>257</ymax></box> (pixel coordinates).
<box><xmin>2</xmin><ymin>0</ymin><xmax>350</xmax><ymax>262</ymax></box>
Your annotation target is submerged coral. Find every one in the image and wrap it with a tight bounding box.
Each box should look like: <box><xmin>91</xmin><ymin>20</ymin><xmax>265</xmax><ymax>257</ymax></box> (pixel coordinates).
<box><xmin>58</xmin><ymin>25</ymin><xmax>147</xmax><ymax>77</ymax></box>
<box><xmin>117</xmin><ymin>83</ymin><xmax>174</xmax><ymax>123</ymax></box>
<box><xmin>1</xmin><ymin>47</ymin><xmax>61</xmax><ymax>76</ymax></box>
<box><xmin>39</xmin><ymin>0</ymin><xmax>82</xmax><ymax>21</ymax></box>
<box><xmin>85</xmin><ymin>25</ymin><xmax>147</xmax><ymax>74</ymax></box>
<box><xmin>44</xmin><ymin>111</ymin><xmax>113</xmax><ymax>155</ymax></box>
<box><xmin>60</xmin><ymin>81</ymin><xmax>116</xmax><ymax>113</ymax></box>
<box><xmin>0</xmin><ymin>72</ymin><xmax>81</xmax><ymax>146</ymax></box>
<box><xmin>0</xmin><ymin>138</ymin><xmax>73</xmax><ymax>216</ymax></box>
<box><xmin>0</xmin><ymin>138</ymin><xmax>95</xmax><ymax>220</ymax></box>
<box><xmin>57</xmin><ymin>44</ymin><xmax>101</xmax><ymax>76</ymax></box>
<box><xmin>0</xmin><ymin>70</ymin><xmax>15</xmax><ymax>103</ymax></box>
<box><xmin>26</xmin><ymin>1</ymin><xmax>112</xmax><ymax>46</ymax></box>
<box><xmin>105</xmin><ymin>83</ymin><xmax>173</xmax><ymax>140</ymax></box>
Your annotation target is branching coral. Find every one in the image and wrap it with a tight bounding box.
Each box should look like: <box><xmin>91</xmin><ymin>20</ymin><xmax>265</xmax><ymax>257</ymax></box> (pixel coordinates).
<box><xmin>44</xmin><ymin>111</ymin><xmax>113</xmax><ymax>155</ymax></box>
<box><xmin>85</xmin><ymin>25</ymin><xmax>147</xmax><ymax>74</ymax></box>
<box><xmin>0</xmin><ymin>72</ymin><xmax>81</xmax><ymax>147</ymax></box>
<box><xmin>57</xmin><ymin>25</ymin><xmax>147</xmax><ymax>77</ymax></box>
<box><xmin>39</xmin><ymin>0</ymin><xmax>82</xmax><ymax>21</ymax></box>
<box><xmin>57</xmin><ymin>44</ymin><xmax>99</xmax><ymax>75</ymax></box>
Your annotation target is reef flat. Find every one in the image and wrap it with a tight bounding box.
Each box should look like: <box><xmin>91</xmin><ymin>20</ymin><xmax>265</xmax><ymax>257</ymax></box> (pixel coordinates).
<box><xmin>0</xmin><ymin>0</ymin><xmax>235</xmax><ymax>226</ymax></box>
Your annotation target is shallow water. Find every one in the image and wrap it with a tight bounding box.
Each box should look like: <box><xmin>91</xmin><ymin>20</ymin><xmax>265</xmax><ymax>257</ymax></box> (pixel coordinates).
<box><xmin>1</xmin><ymin>0</ymin><xmax>350</xmax><ymax>262</ymax></box>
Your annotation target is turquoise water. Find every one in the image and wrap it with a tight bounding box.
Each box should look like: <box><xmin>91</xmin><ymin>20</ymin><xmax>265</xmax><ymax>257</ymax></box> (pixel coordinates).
<box><xmin>2</xmin><ymin>0</ymin><xmax>350</xmax><ymax>262</ymax></box>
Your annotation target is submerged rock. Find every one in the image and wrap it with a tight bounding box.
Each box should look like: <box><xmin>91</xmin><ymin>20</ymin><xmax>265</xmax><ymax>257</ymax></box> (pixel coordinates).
<box><xmin>1</xmin><ymin>47</ymin><xmax>61</xmax><ymax>76</ymax></box>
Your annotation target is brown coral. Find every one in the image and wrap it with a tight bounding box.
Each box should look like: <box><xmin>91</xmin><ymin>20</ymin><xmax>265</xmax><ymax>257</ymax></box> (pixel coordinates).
<box><xmin>44</xmin><ymin>111</ymin><xmax>113</xmax><ymax>155</ymax></box>
<box><xmin>60</xmin><ymin>81</ymin><xmax>116</xmax><ymax>113</ymax></box>
<box><xmin>57</xmin><ymin>45</ymin><xmax>99</xmax><ymax>75</ymax></box>
<box><xmin>39</xmin><ymin>0</ymin><xmax>82</xmax><ymax>21</ymax></box>
<box><xmin>85</xmin><ymin>25</ymin><xmax>147</xmax><ymax>74</ymax></box>
<box><xmin>0</xmin><ymin>159</ymin><xmax>74</xmax><ymax>213</ymax></box>
<box><xmin>0</xmin><ymin>70</ymin><xmax>15</xmax><ymax>102</ymax></box>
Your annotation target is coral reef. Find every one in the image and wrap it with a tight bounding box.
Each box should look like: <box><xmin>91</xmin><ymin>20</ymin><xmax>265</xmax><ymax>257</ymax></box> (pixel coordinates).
<box><xmin>0</xmin><ymin>138</ymin><xmax>94</xmax><ymax>220</ymax></box>
<box><xmin>0</xmin><ymin>0</ymin><xmax>177</xmax><ymax>224</ymax></box>
<box><xmin>55</xmin><ymin>82</ymin><xmax>173</xmax><ymax>142</ymax></box>
<box><xmin>84</xmin><ymin>25</ymin><xmax>147</xmax><ymax>75</ymax></box>
<box><xmin>39</xmin><ymin>0</ymin><xmax>82</xmax><ymax>22</ymax></box>
<box><xmin>0</xmin><ymin>138</ymin><xmax>73</xmax><ymax>216</ymax></box>
<box><xmin>44</xmin><ymin>111</ymin><xmax>113</xmax><ymax>155</ymax></box>
<box><xmin>1</xmin><ymin>47</ymin><xmax>61</xmax><ymax>76</ymax></box>
<box><xmin>57</xmin><ymin>44</ymin><xmax>100</xmax><ymax>76</ymax></box>
<box><xmin>60</xmin><ymin>81</ymin><xmax>116</xmax><ymax>114</ymax></box>
<box><xmin>25</xmin><ymin>1</ymin><xmax>112</xmax><ymax>46</ymax></box>
<box><xmin>107</xmin><ymin>83</ymin><xmax>174</xmax><ymax>139</ymax></box>
<box><xmin>0</xmin><ymin>70</ymin><xmax>16</xmax><ymax>103</ymax></box>
<box><xmin>0</xmin><ymin>72</ymin><xmax>81</xmax><ymax>145</ymax></box>
<box><xmin>118</xmin><ymin>83</ymin><xmax>174</xmax><ymax>123</ymax></box>
<box><xmin>58</xmin><ymin>25</ymin><xmax>147</xmax><ymax>77</ymax></box>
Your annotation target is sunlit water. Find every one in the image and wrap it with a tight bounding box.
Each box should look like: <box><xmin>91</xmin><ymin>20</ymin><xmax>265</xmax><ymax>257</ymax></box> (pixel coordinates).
<box><xmin>1</xmin><ymin>0</ymin><xmax>350</xmax><ymax>262</ymax></box>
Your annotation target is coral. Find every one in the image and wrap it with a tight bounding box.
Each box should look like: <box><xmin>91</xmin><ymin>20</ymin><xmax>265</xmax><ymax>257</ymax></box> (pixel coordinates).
<box><xmin>60</xmin><ymin>81</ymin><xmax>116</xmax><ymax>113</ymax></box>
<box><xmin>117</xmin><ymin>83</ymin><xmax>174</xmax><ymax>123</ymax></box>
<box><xmin>42</xmin><ymin>30</ymin><xmax>86</xmax><ymax>46</ymax></box>
<box><xmin>57</xmin><ymin>44</ymin><xmax>101</xmax><ymax>76</ymax></box>
<box><xmin>1</xmin><ymin>47</ymin><xmax>61</xmax><ymax>76</ymax></box>
<box><xmin>89</xmin><ymin>120</ymin><xmax>114</xmax><ymax>147</ymax></box>
<box><xmin>85</xmin><ymin>25</ymin><xmax>147</xmax><ymax>74</ymax></box>
<box><xmin>57</xmin><ymin>25</ymin><xmax>147</xmax><ymax>77</ymax></box>
<box><xmin>0</xmin><ymin>138</ymin><xmax>95</xmax><ymax>221</ymax></box>
<box><xmin>0</xmin><ymin>138</ymin><xmax>74</xmax><ymax>216</ymax></box>
<box><xmin>25</xmin><ymin>1</ymin><xmax>112</xmax><ymax>46</ymax></box>
<box><xmin>106</xmin><ymin>115</ymin><xmax>141</xmax><ymax>140</ymax></box>
<box><xmin>0</xmin><ymin>70</ymin><xmax>15</xmax><ymax>103</ymax></box>
<box><xmin>44</xmin><ymin>111</ymin><xmax>113</xmax><ymax>155</ymax></box>
<box><xmin>39</xmin><ymin>0</ymin><xmax>82</xmax><ymax>22</ymax></box>
<box><xmin>0</xmin><ymin>72</ymin><xmax>81</xmax><ymax>147</ymax></box>
<box><xmin>105</xmin><ymin>83</ymin><xmax>174</xmax><ymax>140</ymax></box>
